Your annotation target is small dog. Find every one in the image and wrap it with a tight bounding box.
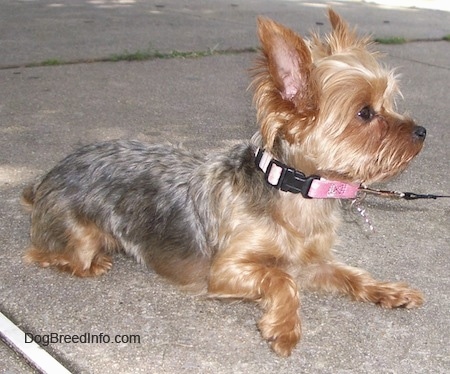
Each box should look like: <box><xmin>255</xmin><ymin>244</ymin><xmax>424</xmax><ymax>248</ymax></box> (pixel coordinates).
<box><xmin>23</xmin><ymin>9</ymin><xmax>426</xmax><ymax>356</ymax></box>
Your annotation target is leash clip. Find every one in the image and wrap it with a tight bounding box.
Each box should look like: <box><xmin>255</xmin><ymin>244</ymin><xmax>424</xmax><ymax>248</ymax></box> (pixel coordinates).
<box><xmin>358</xmin><ymin>186</ymin><xmax>450</xmax><ymax>200</ymax></box>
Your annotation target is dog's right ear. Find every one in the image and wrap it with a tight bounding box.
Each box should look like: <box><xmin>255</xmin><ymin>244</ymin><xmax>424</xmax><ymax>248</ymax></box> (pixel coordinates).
<box><xmin>257</xmin><ymin>17</ymin><xmax>314</xmax><ymax>104</ymax></box>
<box><xmin>253</xmin><ymin>17</ymin><xmax>318</xmax><ymax>149</ymax></box>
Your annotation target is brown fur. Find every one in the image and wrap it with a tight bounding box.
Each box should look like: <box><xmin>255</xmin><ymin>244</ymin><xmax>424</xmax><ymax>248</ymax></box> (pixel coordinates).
<box><xmin>24</xmin><ymin>221</ymin><xmax>117</xmax><ymax>277</ymax></box>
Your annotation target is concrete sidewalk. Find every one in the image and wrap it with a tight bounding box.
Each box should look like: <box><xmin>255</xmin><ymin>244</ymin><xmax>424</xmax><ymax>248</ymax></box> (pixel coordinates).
<box><xmin>1</xmin><ymin>1</ymin><xmax>449</xmax><ymax>373</ymax></box>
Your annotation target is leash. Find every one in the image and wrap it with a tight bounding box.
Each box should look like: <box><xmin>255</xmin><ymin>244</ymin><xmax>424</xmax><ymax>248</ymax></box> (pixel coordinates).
<box><xmin>358</xmin><ymin>186</ymin><xmax>450</xmax><ymax>200</ymax></box>
<box><xmin>353</xmin><ymin>186</ymin><xmax>449</xmax><ymax>234</ymax></box>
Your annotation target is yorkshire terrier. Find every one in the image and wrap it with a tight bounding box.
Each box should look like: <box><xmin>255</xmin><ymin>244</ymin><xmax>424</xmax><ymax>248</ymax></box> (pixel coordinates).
<box><xmin>23</xmin><ymin>9</ymin><xmax>426</xmax><ymax>356</ymax></box>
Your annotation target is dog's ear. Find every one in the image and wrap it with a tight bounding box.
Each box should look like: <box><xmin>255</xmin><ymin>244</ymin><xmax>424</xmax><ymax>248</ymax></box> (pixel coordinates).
<box><xmin>257</xmin><ymin>17</ymin><xmax>313</xmax><ymax>103</ymax></box>
<box><xmin>327</xmin><ymin>8</ymin><xmax>370</xmax><ymax>53</ymax></box>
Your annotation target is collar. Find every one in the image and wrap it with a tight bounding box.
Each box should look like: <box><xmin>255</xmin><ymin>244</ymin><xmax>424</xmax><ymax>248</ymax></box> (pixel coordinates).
<box><xmin>254</xmin><ymin>148</ymin><xmax>360</xmax><ymax>199</ymax></box>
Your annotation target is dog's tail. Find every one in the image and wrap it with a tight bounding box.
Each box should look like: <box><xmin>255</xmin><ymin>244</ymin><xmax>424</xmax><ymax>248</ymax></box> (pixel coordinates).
<box><xmin>21</xmin><ymin>184</ymin><xmax>36</xmax><ymax>211</ymax></box>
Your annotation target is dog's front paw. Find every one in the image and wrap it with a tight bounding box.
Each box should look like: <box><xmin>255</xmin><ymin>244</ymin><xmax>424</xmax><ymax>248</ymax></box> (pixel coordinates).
<box><xmin>368</xmin><ymin>282</ymin><xmax>424</xmax><ymax>309</ymax></box>
<box><xmin>258</xmin><ymin>313</ymin><xmax>301</xmax><ymax>357</ymax></box>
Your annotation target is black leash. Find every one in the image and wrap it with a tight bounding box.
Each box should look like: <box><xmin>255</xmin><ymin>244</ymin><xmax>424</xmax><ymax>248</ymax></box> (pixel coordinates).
<box><xmin>359</xmin><ymin>186</ymin><xmax>450</xmax><ymax>200</ymax></box>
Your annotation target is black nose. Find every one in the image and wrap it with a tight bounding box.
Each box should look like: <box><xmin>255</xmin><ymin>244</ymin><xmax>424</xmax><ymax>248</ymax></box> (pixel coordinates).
<box><xmin>413</xmin><ymin>125</ymin><xmax>426</xmax><ymax>140</ymax></box>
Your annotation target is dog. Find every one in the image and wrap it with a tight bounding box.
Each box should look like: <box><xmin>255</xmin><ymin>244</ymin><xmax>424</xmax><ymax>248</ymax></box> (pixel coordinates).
<box><xmin>22</xmin><ymin>9</ymin><xmax>425</xmax><ymax>357</ymax></box>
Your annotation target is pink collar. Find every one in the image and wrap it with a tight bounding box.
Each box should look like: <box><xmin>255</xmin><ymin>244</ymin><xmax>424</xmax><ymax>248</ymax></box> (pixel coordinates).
<box><xmin>255</xmin><ymin>148</ymin><xmax>360</xmax><ymax>199</ymax></box>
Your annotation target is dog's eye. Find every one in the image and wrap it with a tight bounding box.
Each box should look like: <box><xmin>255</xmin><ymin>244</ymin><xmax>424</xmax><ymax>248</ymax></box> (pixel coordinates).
<box><xmin>357</xmin><ymin>106</ymin><xmax>374</xmax><ymax>122</ymax></box>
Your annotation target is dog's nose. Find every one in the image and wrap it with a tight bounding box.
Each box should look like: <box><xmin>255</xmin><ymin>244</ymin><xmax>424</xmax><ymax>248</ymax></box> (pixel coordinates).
<box><xmin>413</xmin><ymin>125</ymin><xmax>426</xmax><ymax>141</ymax></box>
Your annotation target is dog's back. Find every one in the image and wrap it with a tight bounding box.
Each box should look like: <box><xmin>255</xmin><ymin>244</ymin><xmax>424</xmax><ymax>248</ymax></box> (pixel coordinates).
<box><xmin>23</xmin><ymin>141</ymin><xmax>210</xmax><ymax>285</ymax></box>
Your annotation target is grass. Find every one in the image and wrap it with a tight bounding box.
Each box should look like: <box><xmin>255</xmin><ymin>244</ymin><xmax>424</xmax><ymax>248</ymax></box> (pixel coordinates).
<box><xmin>375</xmin><ymin>35</ymin><xmax>450</xmax><ymax>44</ymax></box>
<box><xmin>3</xmin><ymin>46</ymin><xmax>258</xmax><ymax>69</ymax></box>
<box><xmin>374</xmin><ymin>37</ymin><xmax>407</xmax><ymax>45</ymax></box>
<box><xmin>2</xmin><ymin>34</ymin><xmax>448</xmax><ymax>70</ymax></box>
<box><xmin>40</xmin><ymin>59</ymin><xmax>63</xmax><ymax>66</ymax></box>
<box><xmin>109</xmin><ymin>46</ymin><xmax>257</xmax><ymax>62</ymax></box>
<box><xmin>109</xmin><ymin>48</ymin><xmax>161</xmax><ymax>62</ymax></box>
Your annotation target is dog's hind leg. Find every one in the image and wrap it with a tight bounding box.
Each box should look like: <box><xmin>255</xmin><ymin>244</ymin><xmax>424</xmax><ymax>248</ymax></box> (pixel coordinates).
<box><xmin>24</xmin><ymin>219</ymin><xmax>118</xmax><ymax>277</ymax></box>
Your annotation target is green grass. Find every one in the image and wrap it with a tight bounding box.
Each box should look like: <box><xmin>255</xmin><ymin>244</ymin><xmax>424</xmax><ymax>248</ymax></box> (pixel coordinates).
<box><xmin>374</xmin><ymin>37</ymin><xmax>407</xmax><ymax>45</ymax></box>
<box><xmin>39</xmin><ymin>59</ymin><xmax>63</xmax><ymax>66</ymax></box>
<box><xmin>108</xmin><ymin>47</ymin><xmax>257</xmax><ymax>62</ymax></box>
<box><xmin>3</xmin><ymin>33</ymin><xmax>450</xmax><ymax>71</ymax></box>
<box><xmin>109</xmin><ymin>49</ymin><xmax>157</xmax><ymax>62</ymax></box>
<box><xmin>108</xmin><ymin>47</ymin><xmax>211</xmax><ymax>62</ymax></box>
<box><xmin>1</xmin><ymin>46</ymin><xmax>257</xmax><ymax>69</ymax></box>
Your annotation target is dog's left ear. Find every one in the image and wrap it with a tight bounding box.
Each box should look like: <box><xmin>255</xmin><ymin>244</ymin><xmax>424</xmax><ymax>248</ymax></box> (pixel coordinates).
<box><xmin>257</xmin><ymin>17</ymin><xmax>314</xmax><ymax>103</ymax></box>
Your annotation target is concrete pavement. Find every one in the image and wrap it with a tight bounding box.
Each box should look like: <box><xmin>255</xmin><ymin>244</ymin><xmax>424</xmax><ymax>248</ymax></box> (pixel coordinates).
<box><xmin>1</xmin><ymin>1</ymin><xmax>449</xmax><ymax>373</ymax></box>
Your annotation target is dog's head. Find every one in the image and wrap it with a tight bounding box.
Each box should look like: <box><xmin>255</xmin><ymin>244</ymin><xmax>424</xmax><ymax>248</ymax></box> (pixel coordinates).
<box><xmin>252</xmin><ymin>9</ymin><xmax>425</xmax><ymax>185</ymax></box>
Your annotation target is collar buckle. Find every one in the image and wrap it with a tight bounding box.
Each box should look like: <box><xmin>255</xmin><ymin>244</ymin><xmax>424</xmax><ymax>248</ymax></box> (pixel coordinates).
<box><xmin>277</xmin><ymin>164</ymin><xmax>320</xmax><ymax>198</ymax></box>
<box><xmin>255</xmin><ymin>148</ymin><xmax>319</xmax><ymax>198</ymax></box>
